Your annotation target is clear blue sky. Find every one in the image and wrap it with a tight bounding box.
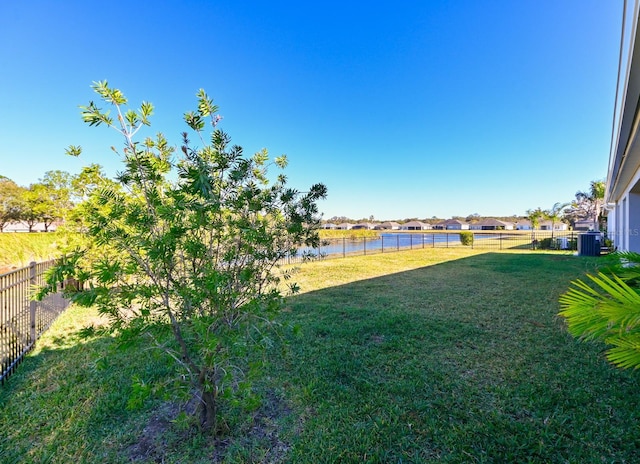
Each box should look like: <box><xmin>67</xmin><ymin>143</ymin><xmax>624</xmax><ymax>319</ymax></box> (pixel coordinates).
<box><xmin>0</xmin><ymin>1</ymin><xmax>623</xmax><ymax>220</ymax></box>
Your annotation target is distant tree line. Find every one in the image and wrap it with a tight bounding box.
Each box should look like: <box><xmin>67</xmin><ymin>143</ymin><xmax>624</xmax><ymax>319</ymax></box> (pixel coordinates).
<box><xmin>326</xmin><ymin>180</ymin><xmax>606</xmax><ymax>231</ymax></box>
<box><xmin>0</xmin><ymin>164</ymin><xmax>105</xmax><ymax>232</ymax></box>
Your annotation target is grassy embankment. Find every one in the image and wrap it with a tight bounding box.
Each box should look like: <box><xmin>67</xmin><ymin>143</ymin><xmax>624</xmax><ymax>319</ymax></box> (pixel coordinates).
<box><xmin>318</xmin><ymin>229</ymin><xmax>379</xmax><ymax>240</ymax></box>
<box><xmin>2</xmin><ymin>247</ymin><xmax>639</xmax><ymax>462</ymax></box>
<box><xmin>0</xmin><ymin>232</ymin><xmax>62</xmax><ymax>270</ymax></box>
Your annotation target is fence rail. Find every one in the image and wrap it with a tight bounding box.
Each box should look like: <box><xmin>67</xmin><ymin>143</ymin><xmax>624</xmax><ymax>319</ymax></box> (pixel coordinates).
<box><xmin>1</xmin><ymin>260</ymin><xmax>68</xmax><ymax>384</ymax></box>
<box><xmin>284</xmin><ymin>231</ymin><xmax>581</xmax><ymax>265</ymax></box>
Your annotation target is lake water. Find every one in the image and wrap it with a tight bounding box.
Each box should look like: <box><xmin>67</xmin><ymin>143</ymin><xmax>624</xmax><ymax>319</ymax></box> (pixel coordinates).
<box><xmin>293</xmin><ymin>232</ymin><xmax>463</xmax><ymax>260</ymax></box>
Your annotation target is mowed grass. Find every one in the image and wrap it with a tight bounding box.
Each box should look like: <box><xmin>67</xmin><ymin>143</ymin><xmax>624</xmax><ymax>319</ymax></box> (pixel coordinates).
<box><xmin>2</xmin><ymin>248</ymin><xmax>640</xmax><ymax>463</ymax></box>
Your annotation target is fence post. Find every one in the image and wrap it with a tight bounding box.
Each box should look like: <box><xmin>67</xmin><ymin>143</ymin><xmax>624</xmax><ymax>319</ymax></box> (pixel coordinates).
<box><xmin>500</xmin><ymin>232</ymin><xmax>503</xmax><ymax>250</ymax></box>
<box><xmin>446</xmin><ymin>233</ymin><xmax>449</xmax><ymax>248</ymax></box>
<box><xmin>343</xmin><ymin>237</ymin><xmax>346</xmax><ymax>257</ymax></box>
<box><xmin>397</xmin><ymin>234</ymin><xmax>400</xmax><ymax>251</ymax></box>
<box><xmin>364</xmin><ymin>237</ymin><xmax>366</xmax><ymax>256</ymax></box>
<box><xmin>29</xmin><ymin>261</ymin><xmax>37</xmax><ymax>343</ymax></box>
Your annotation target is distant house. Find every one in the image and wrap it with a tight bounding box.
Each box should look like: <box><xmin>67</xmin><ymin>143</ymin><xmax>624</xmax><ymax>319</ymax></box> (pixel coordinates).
<box><xmin>400</xmin><ymin>221</ymin><xmax>431</xmax><ymax>230</ymax></box>
<box><xmin>336</xmin><ymin>223</ymin><xmax>353</xmax><ymax>230</ymax></box>
<box><xmin>515</xmin><ymin>220</ymin><xmax>533</xmax><ymax>230</ymax></box>
<box><xmin>539</xmin><ymin>220</ymin><xmax>568</xmax><ymax>231</ymax></box>
<box><xmin>376</xmin><ymin>221</ymin><xmax>401</xmax><ymax>230</ymax></box>
<box><xmin>351</xmin><ymin>223</ymin><xmax>376</xmax><ymax>230</ymax></box>
<box><xmin>435</xmin><ymin>219</ymin><xmax>469</xmax><ymax>230</ymax></box>
<box><xmin>321</xmin><ymin>223</ymin><xmax>338</xmax><ymax>230</ymax></box>
<box><xmin>469</xmin><ymin>219</ymin><xmax>514</xmax><ymax>231</ymax></box>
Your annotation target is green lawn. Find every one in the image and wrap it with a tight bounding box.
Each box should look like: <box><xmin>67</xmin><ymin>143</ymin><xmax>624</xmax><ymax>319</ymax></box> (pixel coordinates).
<box><xmin>2</xmin><ymin>248</ymin><xmax>639</xmax><ymax>463</ymax></box>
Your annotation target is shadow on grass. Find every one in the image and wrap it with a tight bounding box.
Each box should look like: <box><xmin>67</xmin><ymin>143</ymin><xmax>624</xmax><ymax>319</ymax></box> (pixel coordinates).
<box><xmin>1</xmin><ymin>251</ymin><xmax>638</xmax><ymax>463</ymax></box>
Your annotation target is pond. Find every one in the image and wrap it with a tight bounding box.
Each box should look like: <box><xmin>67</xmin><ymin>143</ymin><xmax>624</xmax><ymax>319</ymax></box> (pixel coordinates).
<box><xmin>294</xmin><ymin>232</ymin><xmax>463</xmax><ymax>260</ymax></box>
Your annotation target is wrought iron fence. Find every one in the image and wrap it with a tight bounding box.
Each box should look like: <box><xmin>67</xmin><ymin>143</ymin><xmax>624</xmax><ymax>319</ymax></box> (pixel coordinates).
<box><xmin>1</xmin><ymin>260</ymin><xmax>69</xmax><ymax>384</ymax></box>
<box><xmin>283</xmin><ymin>231</ymin><xmax>580</xmax><ymax>264</ymax></box>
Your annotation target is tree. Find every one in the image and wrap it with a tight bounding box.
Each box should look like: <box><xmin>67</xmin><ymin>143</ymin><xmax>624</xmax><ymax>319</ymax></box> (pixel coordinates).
<box><xmin>21</xmin><ymin>183</ymin><xmax>50</xmax><ymax>232</ymax></box>
<box><xmin>41</xmin><ymin>170</ymin><xmax>73</xmax><ymax>229</ymax></box>
<box><xmin>0</xmin><ymin>176</ymin><xmax>25</xmax><ymax>231</ymax></box>
<box><xmin>38</xmin><ymin>81</ymin><xmax>327</xmax><ymax>432</ymax></box>
<box><xmin>543</xmin><ymin>202</ymin><xmax>569</xmax><ymax>239</ymax></box>
<box><xmin>70</xmin><ymin>164</ymin><xmax>108</xmax><ymax>203</ymax></box>
<box><xmin>525</xmin><ymin>207</ymin><xmax>545</xmax><ymax>248</ymax></box>
<box><xmin>19</xmin><ymin>172</ymin><xmax>73</xmax><ymax>232</ymax></box>
<box><xmin>565</xmin><ymin>180</ymin><xmax>605</xmax><ymax>230</ymax></box>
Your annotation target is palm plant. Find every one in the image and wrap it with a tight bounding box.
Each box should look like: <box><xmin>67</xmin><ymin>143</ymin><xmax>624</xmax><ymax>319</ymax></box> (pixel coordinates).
<box><xmin>559</xmin><ymin>251</ymin><xmax>640</xmax><ymax>369</ymax></box>
<box><xmin>526</xmin><ymin>207</ymin><xmax>544</xmax><ymax>246</ymax></box>
<box><xmin>544</xmin><ymin>202</ymin><xmax>569</xmax><ymax>239</ymax></box>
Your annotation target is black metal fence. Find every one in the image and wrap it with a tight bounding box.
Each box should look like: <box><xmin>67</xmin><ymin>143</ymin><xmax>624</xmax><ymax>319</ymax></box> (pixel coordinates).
<box><xmin>284</xmin><ymin>231</ymin><xmax>580</xmax><ymax>264</ymax></box>
<box><xmin>1</xmin><ymin>260</ymin><xmax>69</xmax><ymax>384</ymax></box>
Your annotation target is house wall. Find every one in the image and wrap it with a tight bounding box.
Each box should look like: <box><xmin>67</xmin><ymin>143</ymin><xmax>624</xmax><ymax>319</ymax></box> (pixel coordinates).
<box><xmin>630</xmin><ymin>190</ymin><xmax>640</xmax><ymax>251</ymax></box>
<box><xmin>605</xmin><ymin>0</ymin><xmax>640</xmax><ymax>252</ymax></box>
<box><xmin>608</xmin><ymin>167</ymin><xmax>640</xmax><ymax>252</ymax></box>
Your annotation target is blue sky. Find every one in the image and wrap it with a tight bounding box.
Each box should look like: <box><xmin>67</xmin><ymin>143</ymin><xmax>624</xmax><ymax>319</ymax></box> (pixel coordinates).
<box><xmin>0</xmin><ymin>1</ymin><xmax>623</xmax><ymax>220</ymax></box>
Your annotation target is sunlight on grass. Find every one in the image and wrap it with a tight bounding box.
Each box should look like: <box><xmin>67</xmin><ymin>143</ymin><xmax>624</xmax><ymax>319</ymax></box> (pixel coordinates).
<box><xmin>2</xmin><ymin>248</ymin><xmax>636</xmax><ymax>463</ymax></box>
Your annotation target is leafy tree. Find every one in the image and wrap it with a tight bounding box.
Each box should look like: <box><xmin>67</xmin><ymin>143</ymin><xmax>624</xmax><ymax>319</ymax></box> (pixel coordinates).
<box><xmin>70</xmin><ymin>164</ymin><xmax>108</xmax><ymax>203</ymax></box>
<box><xmin>19</xmin><ymin>172</ymin><xmax>73</xmax><ymax>232</ymax></box>
<box><xmin>38</xmin><ymin>81</ymin><xmax>327</xmax><ymax>432</ymax></box>
<box><xmin>559</xmin><ymin>252</ymin><xmax>640</xmax><ymax>369</ymax></box>
<box><xmin>0</xmin><ymin>176</ymin><xmax>25</xmax><ymax>231</ymax></box>
<box><xmin>21</xmin><ymin>183</ymin><xmax>50</xmax><ymax>232</ymax></box>
<box><xmin>565</xmin><ymin>180</ymin><xmax>605</xmax><ymax>230</ymax></box>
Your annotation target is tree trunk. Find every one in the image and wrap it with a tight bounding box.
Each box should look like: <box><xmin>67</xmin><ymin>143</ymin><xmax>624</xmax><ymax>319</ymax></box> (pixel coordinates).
<box><xmin>199</xmin><ymin>388</ymin><xmax>217</xmax><ymax>432</ymax></box>
<box><xmin>197</xmin><ymin>366</ymin><xmax>219</xmax><ymax>432</ymax></box>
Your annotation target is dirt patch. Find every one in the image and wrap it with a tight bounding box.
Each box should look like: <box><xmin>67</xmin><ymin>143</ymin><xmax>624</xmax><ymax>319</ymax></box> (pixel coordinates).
<box><xmin>211</xmin><ymin>389</ymin><xmax>294</xmax><ymax>463</ymax></box>
<box><xmin>0</xmin><ymin>265</ymin><xmax>18</xmax><ymax>275</ymax></box>
<box><xmin>128</xmin><ymin>402</ymin><xmax>183</xmax><ymax>463</ymax></box>
<box><xmin>128</xmin><ymin>389</ymin><xmax>295</xmax><ymax>463</ymax></box>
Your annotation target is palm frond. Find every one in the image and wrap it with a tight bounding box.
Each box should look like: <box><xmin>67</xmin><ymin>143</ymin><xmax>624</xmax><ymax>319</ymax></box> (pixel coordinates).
<box><xmin>559</xmin><ymin>270</ymin><xmax>640</xmax><ymax>369</ymax></box>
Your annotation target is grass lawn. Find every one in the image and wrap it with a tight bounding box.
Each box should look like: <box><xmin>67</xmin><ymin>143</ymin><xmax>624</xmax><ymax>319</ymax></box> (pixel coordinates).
<box><xmin>2</xmin><ymin>248</ymin><xmax>639</xmax><ymax>463</ymax></box>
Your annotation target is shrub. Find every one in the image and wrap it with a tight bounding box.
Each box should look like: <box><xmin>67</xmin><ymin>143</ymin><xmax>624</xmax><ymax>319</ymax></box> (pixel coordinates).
<box><xmin>460</xmin><ymin>231</ymin><xmax>474</xmax><ymax>246</ymax></box>
<box><xmin>38</xmin><ymin>81</ymin><xmax>327</xmax><ymax>432</ymax></box>
<box><xmin>539</xmin><ymin>237</ymin><xmax>553</xmax><ymax>249</ymax></box>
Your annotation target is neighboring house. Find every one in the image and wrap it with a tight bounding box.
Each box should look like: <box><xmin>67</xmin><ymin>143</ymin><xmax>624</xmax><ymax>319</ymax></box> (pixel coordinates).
<box><xmin>606</xmin><ymin>1</ymin><xmax>640</xmax><ymax>252</ymax></box>
<box><xmin>400</xmin><ymin>221</ymin><xmax>431</xmax><ymax>230</ymax></box>
<box><xmin>435</xmin><ymin>219</ymin><xmax>470</xmax><ymax>230</ymax></box>
<box><xmin>336</xmin><ymin>223</ymin><xmax>353</xmax><ymax>230</ymax></box>
<box><xmin>515</xmin><ymin>220</ymin><xmax>533</xmax><ymax>230</ymax></box>
<box><xmin>375</xmin><ymin>221</ymin><xmax>401</xmax><ymax>230</ymax></box>
<box><xmin>539</xmin><ymin>220</ymin><xmax>568</xmax><ymax>231</ymax></box>
<box><xmin>469</xmin><ymin>219</ymin><xmax>514</xmax><ymax>230</ymax></box>
<box><xmin>321</xmin><ymin>223</ymin><xmax>338</xmax><ymax>230</ymax></box>
<box><xmin>351</xmin><ymin>223</ymin><xmax>376</xmax><ymax>230</ymax></box>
